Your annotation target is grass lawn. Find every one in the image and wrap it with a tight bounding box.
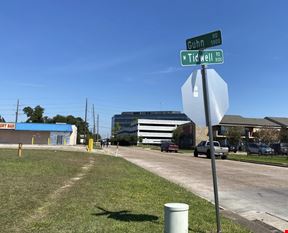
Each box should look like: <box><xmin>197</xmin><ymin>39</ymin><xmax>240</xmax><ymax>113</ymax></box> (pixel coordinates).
<box><xmin>228</xmin><ymin>153</ymin><xmax>288</xmax><ymax>166</ymax></box>
<box><xmin>0</xmin><ymin>149</ymin><xmax>250</xmax><ymax>233</ymax></box>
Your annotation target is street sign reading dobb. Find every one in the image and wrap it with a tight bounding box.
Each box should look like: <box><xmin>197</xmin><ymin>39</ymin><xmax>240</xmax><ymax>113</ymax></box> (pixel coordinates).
<box><xmin>181</xmin><ymin>69</ymin><xmax>229</xmax><ymax>126</ymax></box>
<box><xmin>186</xmin><ymin>30</ymin><xmax>222</xmax><ymax>50</ymax></box>
<box><xmin>180</xmin><ymin>50</ymin><xmax>224</xmax><ymax>66</ymax></box>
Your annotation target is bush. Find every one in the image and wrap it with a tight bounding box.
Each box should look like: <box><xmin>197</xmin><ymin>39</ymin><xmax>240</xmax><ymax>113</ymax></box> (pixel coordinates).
<box><xmin>112</xmin><ymin>135</ymin><xmax>138</xmax><ymax>146</ymax></box>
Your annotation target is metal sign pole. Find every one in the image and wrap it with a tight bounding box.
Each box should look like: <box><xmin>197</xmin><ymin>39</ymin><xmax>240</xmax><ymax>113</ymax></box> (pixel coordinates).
<box><xmin>201</xmin><ymin>64</ymin><xmax>222</xmax><ymax>233</ymax></box>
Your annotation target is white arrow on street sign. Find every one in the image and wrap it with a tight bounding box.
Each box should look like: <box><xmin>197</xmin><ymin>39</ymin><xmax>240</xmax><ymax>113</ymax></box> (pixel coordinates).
<box><xmin>181</xmin><ymin>69</ymin><xmax>229</xmax><ymax>126</ymax></box>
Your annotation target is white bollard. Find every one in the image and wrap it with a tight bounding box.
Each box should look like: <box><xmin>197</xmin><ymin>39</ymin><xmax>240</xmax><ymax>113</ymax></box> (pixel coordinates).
<box><xmin>164</xmin><ymin>203</ymin><xmax>189</xmax><ymax>233</ymax></box>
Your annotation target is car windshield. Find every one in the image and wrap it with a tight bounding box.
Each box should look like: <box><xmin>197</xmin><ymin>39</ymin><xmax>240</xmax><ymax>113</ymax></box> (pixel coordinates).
<box><xmin>260</xmin><ymin>144</ymin><xmax>268</xmax><ymax>148</ymax></box>
<box><xmin>207</xmin><ymin>142</ymin><xmax>220</xmax><ymax>147</ymax></box>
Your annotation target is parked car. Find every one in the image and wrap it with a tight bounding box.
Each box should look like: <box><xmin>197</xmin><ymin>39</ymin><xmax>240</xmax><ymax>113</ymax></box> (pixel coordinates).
<box><xmin>246</xmin><ymin>143</ymin><xmax>274</xmax><ymax>155</ymax></box>
<box><xmin>220</xmin><ymin>141</ymin><xmax>238</xmax><ymax>153</ymax></box>
<box><xmin>194</xmin><ymin>140</ymin><xmax>228</xmax><ymax>159</ymax></box>
<box><xmin>228</xmin><ymin>145</ymin><xmax>238</xmax><ymax>153</ymax></box>
<box><xmin>270</xmin><ymin>143</ymin><xmax>288</xmax><ymax>155</ymax></box>
<box><xmin>160</xmin><ymin>142</ymin><xmax>179</xmax><ymax>153</ymax></box>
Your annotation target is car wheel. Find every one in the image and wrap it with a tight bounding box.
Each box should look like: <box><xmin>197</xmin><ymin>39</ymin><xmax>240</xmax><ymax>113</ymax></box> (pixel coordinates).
<box><xmin>221</xmin><ymin>155</ymin><xmax>227</xmax><ymax>159</ymax></box>
<box><xmin>194</xmin><ymin>150</ymin><xmax>198</xmax><ymax>157</ymax></box>
<box><xmin>161</xmin><ymin>148</ymin><xmax>163</xmax><ymax>152</ymax></box>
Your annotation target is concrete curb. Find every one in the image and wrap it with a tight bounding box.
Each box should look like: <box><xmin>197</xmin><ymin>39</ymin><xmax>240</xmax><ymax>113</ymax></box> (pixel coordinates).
<box><xmin>228</xmin><ymin>158</ymin><xmax>288</xmax><ymax>168</ymax></box>
<box><xmin>222</xmin><ymin>210</ymin><xmax>282</xmax><ymax>233</ymax></box>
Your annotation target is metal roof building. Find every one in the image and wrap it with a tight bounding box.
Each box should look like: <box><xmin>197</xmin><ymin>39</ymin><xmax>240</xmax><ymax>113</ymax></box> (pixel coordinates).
<box><xmin>175</xmin><ymin>115</ymin><xmax>288</xmax><ymax>148</ymax></box>
<box><xmin>265</xmin><ymin>117</ymin><xmax>288</xmax><ymax>128</ymax></box>
<box><xmin>0</xmin><ymin>123</ymin><xmax>77</xmax><ymax>145</ymax></box>
<box><xmin>220</xmin><ymin>115</ymin><xmax>279</xmax><ymax>127</ymax></box>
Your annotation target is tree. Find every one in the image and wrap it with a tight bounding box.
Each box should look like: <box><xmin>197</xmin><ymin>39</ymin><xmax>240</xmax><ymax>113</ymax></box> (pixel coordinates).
<box><xmin>279</xmin><ymin>127</ymin><xmax>288</xmax><ymax>143</ymax></box>
<box><xmin>112</xmin><ymin>122</ymin><xmax>121</xmax><ymax>137</ymax></box>
<box><xmin>138</xmin><ymin>136</ymin><xmax>143</xmax><ymax>144</ymax></box>
<box><xmin>92</xmin><ymin>133</ymin><xmax>101</xmax><ymax>141</ymax></box>
<box><xmin>49</xmin><ymin>115</ymin><xmax>90</xmax><ymax>144</ymax></box>
<box><xmin>111</xmin><ymin>134</ymin><xmax>137</xmax><ymax>146</ymax></box>
<box><xmin>129</xmin><ymin>135</ymin><xmax>138</xmax><ymax>145</ymax></box>
<box><xmin>253</xmin><ymin>127</ymin><xmax>279</xmax><ymax>144</ymax></box>
<box><xmin>0</xmin><ymin>115</ymin><xmax>5</xmax><ymax>122</ymax></box>
<box><xmin>172</xmin><ymin>125</ymin><xmax>193</xmax><ymax>149</ymax></box>
<box><xmin>23</xmin><ymin>105</ymin><xmax>45</xmax><ymax>123</ymax></box>
<box><xmin>172</xmin><ymin>127</ymin><xmax>183</xmax><ymax>145</ymax></box>
<box><xmin>224</xmin><ymin>126</ymin><xmax>243</xmax><ymax>145</ymax></box>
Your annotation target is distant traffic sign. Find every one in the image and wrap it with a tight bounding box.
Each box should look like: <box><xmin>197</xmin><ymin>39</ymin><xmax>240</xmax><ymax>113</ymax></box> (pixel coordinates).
<box><xmin>180</xmin><ymin>50</ymin><xmax>224</xmax><ymax>66</ymax></box>
<box><xmin>186</xmin><ymin>30</ymin><xmax>222</xmax><ymax>50</ymax></box>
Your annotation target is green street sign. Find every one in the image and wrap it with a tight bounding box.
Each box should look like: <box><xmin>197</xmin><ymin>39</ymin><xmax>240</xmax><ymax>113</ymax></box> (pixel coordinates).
<box><xmin>186</xmin><ymin>30</ymin><xmax>222</xmax><ymax>50</ymax></box>
<box><xmin>180</xmin><ymin>50</ymin><xmax>224</xmax><ymax>66</ymax></box>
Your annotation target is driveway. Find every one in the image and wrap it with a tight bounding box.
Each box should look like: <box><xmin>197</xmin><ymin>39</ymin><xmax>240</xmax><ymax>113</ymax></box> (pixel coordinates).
<box><xmin>104</xmin><ymin>146</ymin><xmax>288</xmax><ymax>232</ymax></box>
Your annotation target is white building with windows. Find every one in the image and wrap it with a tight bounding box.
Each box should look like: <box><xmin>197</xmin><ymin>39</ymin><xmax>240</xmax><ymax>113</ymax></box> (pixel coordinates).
<box><xmin>117</xmin><ymin>118</ymin><xmax>190</xmax><ymax>144</ymax></box>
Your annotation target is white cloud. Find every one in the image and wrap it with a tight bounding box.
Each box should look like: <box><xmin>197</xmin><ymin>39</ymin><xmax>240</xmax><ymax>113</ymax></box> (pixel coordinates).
<box><xmin>147</xmin><ymin>66</ymin><xmax>184</xmax><ymax>75</ymax></box>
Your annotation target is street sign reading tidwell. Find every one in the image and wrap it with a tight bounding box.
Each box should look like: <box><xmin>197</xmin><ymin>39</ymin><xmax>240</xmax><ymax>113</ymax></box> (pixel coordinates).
<box><xmin>186</xmin><ymin>30</ymin><xmax>222</xmax><ymax>50</ymax></box>
<box><xmin>180</xmin><ymin>50</ymin><xmax>224</xmax><ymax>66</ymax></box>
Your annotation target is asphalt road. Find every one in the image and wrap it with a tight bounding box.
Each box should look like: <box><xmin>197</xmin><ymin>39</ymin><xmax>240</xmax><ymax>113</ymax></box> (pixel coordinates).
<box><xmin>104</xmin><ymin>146</ymin><xmax>288</xmax><ymax>232</ymax></box>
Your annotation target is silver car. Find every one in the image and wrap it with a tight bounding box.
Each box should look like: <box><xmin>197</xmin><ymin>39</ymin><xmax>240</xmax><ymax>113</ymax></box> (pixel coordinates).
<box><xmin>246</xmin><ymin>143</ymin><xmax>274</xmax><ymax>155</ymax></box>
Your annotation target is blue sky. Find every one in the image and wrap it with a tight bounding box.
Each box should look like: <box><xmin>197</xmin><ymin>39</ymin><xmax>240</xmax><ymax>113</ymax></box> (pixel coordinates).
<box><xmin>0</xmin><ymin>1</ymin><xmax>288</xmax><ymax>136</ymax></box>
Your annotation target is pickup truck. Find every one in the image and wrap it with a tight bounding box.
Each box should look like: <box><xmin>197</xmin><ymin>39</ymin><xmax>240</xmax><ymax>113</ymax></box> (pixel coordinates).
<box><xmin>194</xmin><ymin>141</ymin><xmax>228</xmax><ymax>159</ymax></box>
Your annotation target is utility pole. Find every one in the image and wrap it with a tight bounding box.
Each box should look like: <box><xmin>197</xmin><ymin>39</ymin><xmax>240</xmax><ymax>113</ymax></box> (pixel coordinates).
<box><xmin>84</xmin><ymin>98</ymin><xmax>88</xmax><ymax>143</ymax></box>
<box><xmin>92</xmin><ymin>104</ymin><xmax>96</xmax><ymax>136</ymax></box>
<box><xmin>15</xmin><ymin>99</ymin><xmax>19</xmax><ymax>123</ymax></box>
<box><xmin>97</xmin><ymin>114</ymin><xmax>99</xmax><ymax>142</ymax></box>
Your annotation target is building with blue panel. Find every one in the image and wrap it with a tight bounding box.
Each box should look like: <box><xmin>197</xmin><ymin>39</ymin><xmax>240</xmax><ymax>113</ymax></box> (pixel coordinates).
<box><xmin>0</xmin><ymin>122</ymin><xmax>77</xmax><ymax>145</ymax></box>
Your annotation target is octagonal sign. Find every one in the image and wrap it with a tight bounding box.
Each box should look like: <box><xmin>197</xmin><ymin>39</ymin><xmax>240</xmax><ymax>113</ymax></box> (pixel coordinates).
<box><xmin>181</xmin><ymin>69</ymin><xmax>229</xmax><ymax>126</ymax></box>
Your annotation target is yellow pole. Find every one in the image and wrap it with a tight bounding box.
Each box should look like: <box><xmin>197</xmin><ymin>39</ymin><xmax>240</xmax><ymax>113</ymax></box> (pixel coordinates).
<box><xmin>88</xmin><ymin>139</ymin><xmax>94</xmax><ymax>152</ymax></box>
<box><xmin>64</xmin><ymin>138</ymin><xmax>66</xmax><ymax>145</ymax></box>
<box><xmin>48</xmin><ymin>138</ymin><xmax>50</xmax><ymax>145</ymax></box>
<box><xmin>18</xmin><ymin>143</ymin><xmax>22</xmax><ymax>157</ymax></box>
<box><xmin>32</xmin><ymin>136</ymin><xmax>34</xmax><ymax>145</ymax></box>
